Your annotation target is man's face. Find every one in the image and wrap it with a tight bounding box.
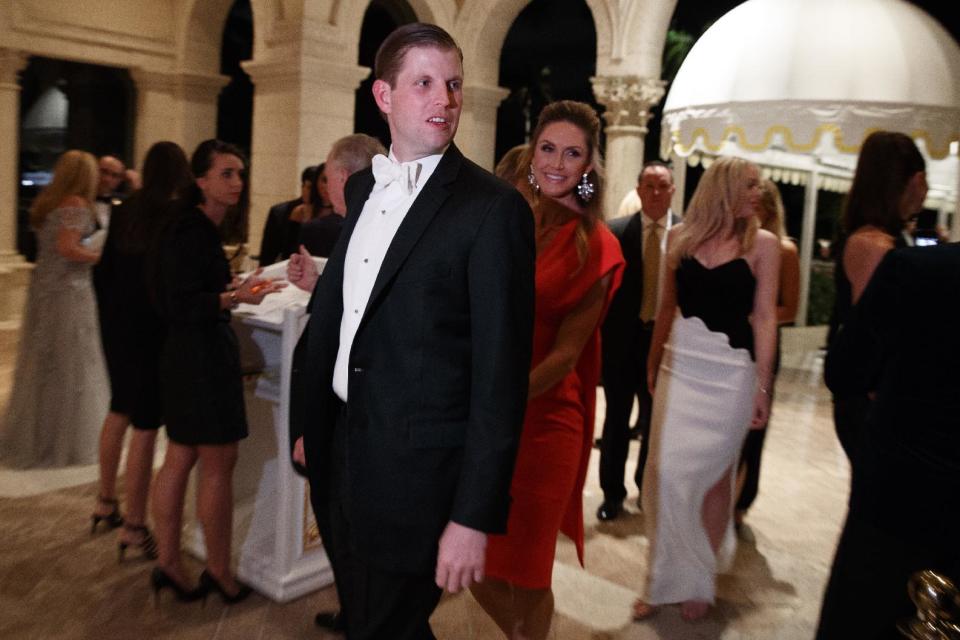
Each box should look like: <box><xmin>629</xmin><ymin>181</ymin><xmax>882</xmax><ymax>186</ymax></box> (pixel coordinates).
<box><xmin>98</xmin><ymin>156</ymin><xmax>125</xmax><ymax>196</ymax></box>
<box><xmin>637</xmin><ymin>165</ymin><xmax>674</xmax><ymax>220</ymax></box>
<box><xmin>372</xmin><ymin>46</ymin><xmax>463</xmax><ymax>162</ymax></box>
<box><xmin>324</xmin><ymin>157</ymin><xmax>349</xmax><ymax>216</ymax></box>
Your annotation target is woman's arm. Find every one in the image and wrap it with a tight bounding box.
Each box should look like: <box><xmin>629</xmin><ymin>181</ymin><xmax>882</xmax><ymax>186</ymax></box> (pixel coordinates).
<box><xmin>844</xmin><ymin>230</ymin><xmax>894</xmax><ymax>304</ymax></box>
<box><xmin>646</xmin><ymin>227</ymin><xmax>680</xmax><ymax>395</ymax></box>
<box><xmin>528</xmin><ymin>274</ymin><xmax>612</xmax><ymax>398</ymax></box>
<box><xmin>777</xmin><ymin>239</ymin><xmax>800</xmax><ymax>325</ymax></box>
<box><xmin>55</xmin><ymin>226</ymin><xmax>101</xmax><ymax>264</ymax></box>
<box><xmin>54</xmin><ymin>198</ymin><xmax>100</xmax><ymax>264</ymax></box>
<box><xmin>749</xmin><ymin>230</ymin><xmax>782</xmax><ymax>428</ymax></box>
<box><xmin>217</xmin><ymin>268</ymin><xmax>285</xmax><ymax>310</ymax></box>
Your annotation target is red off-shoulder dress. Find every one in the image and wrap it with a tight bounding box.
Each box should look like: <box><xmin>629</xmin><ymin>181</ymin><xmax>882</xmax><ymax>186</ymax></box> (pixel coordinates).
<box><xmin>485</xmin><ymin>204</ymin><xmax>624</xmax><ymax>589</ymax></box>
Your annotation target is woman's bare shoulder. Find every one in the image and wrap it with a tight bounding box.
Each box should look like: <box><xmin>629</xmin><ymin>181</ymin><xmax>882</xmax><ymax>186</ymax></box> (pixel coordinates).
<box><xmin>843</xmin><ymin>228</ymin><xmax>894</xmax><ymax>261</ymax></box>
<box><xmin>847</xmin><ymin>226</ymin><xmax>895</xmax><ymax>252</ymax></box>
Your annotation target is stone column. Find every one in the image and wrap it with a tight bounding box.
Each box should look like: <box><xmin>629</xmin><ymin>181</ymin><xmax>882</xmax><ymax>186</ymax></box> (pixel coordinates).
<box><xmin>131</xmin><ymin>69</ymin><xmax>230</xmax><ymax>168</ymax></box>
<box><xmin>459</xmin><ymin>83</ymin><xmax>509</xmax><ymax>170</ymax></box>
<box><xmin>670</xmin><ymin>151</ymin><xmax>687</xmax><ymax>216</ymax></box>
<box><xmin>0</xmin><ymin>49</ymin><xmax>28</xmax><ymax>265</ymax></box>
<box><xmin>0</xmin><ymin>49</ymin><xmax>30</xmax><ymax>323</ymax></box>
<box><xmin>242</xmin><ymin>55</ymin><xmax>369</xmax><ymax>259</ymax></box>
<box><xmin>591</xmin><ymin>75</ymin><xmax>666</xmax><ymax>220</ymax></box>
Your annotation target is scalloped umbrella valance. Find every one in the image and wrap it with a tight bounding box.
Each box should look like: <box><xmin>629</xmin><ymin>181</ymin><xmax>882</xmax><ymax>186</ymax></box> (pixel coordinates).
<box><xmin>660</xmin><ymin>0</ymin><xmax>960</xmax><ymax>160</ymax></box>
<box><xmin>659</xmin><ymin>0</ymin><xmax>960</xmax><ymax>326</ymax></box>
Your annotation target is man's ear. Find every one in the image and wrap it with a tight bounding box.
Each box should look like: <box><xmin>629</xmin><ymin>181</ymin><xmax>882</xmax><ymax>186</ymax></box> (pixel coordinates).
<box><xmin>372</xmin><ymin>79</ymin><xmax>392</xmax><ymax>114</ymax></box>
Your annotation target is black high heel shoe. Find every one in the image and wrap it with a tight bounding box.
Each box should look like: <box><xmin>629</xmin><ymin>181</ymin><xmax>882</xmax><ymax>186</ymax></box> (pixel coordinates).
<box><xmin>199</xmin><ymin>569</ymin><xmax>253</xmax><ymax>605</ymax></box>
<box><xmin>150</xmin><ymin>567</ymin><xmax>203</xmax><ymax>606</ymax></box>
<box><xmin>90</xmin><ymin>496</ymin><xmax>123</xmax><ymax>535</ymax></box>
<box><xmin>118</xmin><ymin>524</ymin><xmax>158</xmax><ymax>562</ymax></box>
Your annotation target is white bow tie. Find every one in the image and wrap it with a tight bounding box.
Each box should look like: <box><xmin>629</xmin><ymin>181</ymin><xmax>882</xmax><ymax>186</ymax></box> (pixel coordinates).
<box><xmin>372</xmin><ymin>154</ymin><xmax>423</xmax><ymax>196</ymax></box>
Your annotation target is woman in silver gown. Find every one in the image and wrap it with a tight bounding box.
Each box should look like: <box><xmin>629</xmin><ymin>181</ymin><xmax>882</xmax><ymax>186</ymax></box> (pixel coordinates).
<box><xmin>0</xmin><ymin>150</ymin><xmax>109</xmax><ymax>468</ymax></box>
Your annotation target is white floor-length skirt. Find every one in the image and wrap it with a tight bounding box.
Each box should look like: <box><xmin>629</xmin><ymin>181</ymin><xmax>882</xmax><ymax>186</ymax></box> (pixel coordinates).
<box><xmin>642</xmin><ymin>312</ymin><xmax>756</xmax><ymax>605</ymax></box>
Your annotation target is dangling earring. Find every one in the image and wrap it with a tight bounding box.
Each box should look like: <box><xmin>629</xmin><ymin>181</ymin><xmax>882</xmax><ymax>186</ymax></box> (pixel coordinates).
<box><xmin>527</xmin><ymin>164</ymin><xmax>539</xmax><ymax>194</ymax></box>
<box><xmin>576</xmin><ymin>172</ymin><xmax>595</xmax><ymax>203</ymax></box>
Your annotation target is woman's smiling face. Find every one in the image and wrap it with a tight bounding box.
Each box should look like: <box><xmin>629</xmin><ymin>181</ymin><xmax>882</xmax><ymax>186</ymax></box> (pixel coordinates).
<box><xmin>531</xmin><ymin>120</ymin><xmax>592</xmax><ymax>207</ymax></box>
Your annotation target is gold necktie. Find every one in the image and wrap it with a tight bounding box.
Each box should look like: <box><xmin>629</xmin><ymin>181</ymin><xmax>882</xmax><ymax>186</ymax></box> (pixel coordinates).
<box><xmin>640</xmin><ymin>223</ymin><xmax>661</xmax><ymax>322</ymax></box>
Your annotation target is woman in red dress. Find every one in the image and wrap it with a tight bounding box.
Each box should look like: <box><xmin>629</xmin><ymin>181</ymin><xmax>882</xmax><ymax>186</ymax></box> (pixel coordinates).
<box><xmin>472</xmin><ymin>100</ymin><xmax>624</xmax><ymax>639</ymax></box>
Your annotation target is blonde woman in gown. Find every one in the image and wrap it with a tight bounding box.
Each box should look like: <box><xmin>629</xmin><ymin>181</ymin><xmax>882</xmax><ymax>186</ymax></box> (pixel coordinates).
<box><xmin>634</xmin><ymin>157</ymin><xmax>780</xmax><ymax>621</ymax></box>
<box><xmin>0</xmin><ymin>150</ymin><xmax>109</xmax><ymax>468</ymax></box>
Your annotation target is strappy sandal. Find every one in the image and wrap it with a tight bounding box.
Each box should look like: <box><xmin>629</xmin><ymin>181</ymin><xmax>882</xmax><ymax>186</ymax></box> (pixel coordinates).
<box><xmin>118</xmin><ymin>523</ymin><xmax>158</xmax><ymax>562</ymax></box>
<box><xmin>90</xmin><ymin>496</ymin><xmax>124</xmax><ymax>534</ymax></box>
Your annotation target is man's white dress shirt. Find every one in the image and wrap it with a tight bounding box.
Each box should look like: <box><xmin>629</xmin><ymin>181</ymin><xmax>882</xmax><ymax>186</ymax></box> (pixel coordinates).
<box><xmin>332</xmin><ymin>149</ymin><xmax>444</xmax><ymax>401</ymax></box>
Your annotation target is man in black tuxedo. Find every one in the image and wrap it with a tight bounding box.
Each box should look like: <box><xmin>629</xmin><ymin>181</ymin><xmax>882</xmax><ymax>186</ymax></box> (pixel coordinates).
<box><xmin>816</xmin><ymin>244</ymin><xmax>960</xmax><ymax>639</ymax></box>
<box><xmin>94</xmin><ymin>155</ymin><xmax>126</xmax><ymax>231</ymax></box>
<box><xmin>292</xmin><ymin>23</ymin><xmax>534</xmax><ymax>639</ymax></box>
<box><xmin>597</xmin><ymin>162</ymin><xmax>679</xmax><ymax>521</ymax></box>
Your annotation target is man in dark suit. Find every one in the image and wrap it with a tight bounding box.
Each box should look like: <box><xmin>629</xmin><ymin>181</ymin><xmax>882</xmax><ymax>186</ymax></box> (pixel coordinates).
<box><xmin>816</xmin><ymin>244</ymin><xmax>960</xmax><ymax>639</ymax></box>
<box><xmin>257</xmin><ymin>165</ymin><xmax>315</xmax><ymax>266</ymax></box>
<box><xmin>299</xmin><ymin>134</ymin><xmax>386</xmax><ymax>258</ymax></box>
<box><xmin>292</xmin><ymin>23</ymin><xmax>535</xmax><ymax>639</ymax></box>
<box><xmin>597</xmin><ymin>162</ymin><xmax>679</xmax><ymax>521</ymax></box>
<box><xmin>94</xmin><ymin>155</ymin><xmax>126</xmax><ymax>231</ymax></box>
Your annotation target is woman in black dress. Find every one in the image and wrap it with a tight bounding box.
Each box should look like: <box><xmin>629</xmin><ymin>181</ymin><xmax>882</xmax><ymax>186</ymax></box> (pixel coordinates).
<box><xmin>828</xmin><ymin>132</ymin><xmax>926</xmax><ymax>463</ymax></box>
<box><xmin>149</xmin><ymin>140</ymin><xmax>283</xmax><ymax>603</ymax></box>
<box><xmin>92</xmin><ymin>141</ymin><xmax>192</xmax><ymax>560</ymax></box>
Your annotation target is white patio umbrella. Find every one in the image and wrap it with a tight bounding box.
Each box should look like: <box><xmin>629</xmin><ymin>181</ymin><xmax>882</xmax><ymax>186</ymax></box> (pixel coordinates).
<box><xmin>660</xmin><ymin>0</ymin><xmax>960</xmax><ymax>325</ymax></box>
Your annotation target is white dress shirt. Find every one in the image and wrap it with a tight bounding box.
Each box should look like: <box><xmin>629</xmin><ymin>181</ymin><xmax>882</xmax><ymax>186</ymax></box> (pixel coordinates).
<box><xmin>332</xmin><ymin>148</ymin><xmax>445</xmax><ymax>401</ymax></box>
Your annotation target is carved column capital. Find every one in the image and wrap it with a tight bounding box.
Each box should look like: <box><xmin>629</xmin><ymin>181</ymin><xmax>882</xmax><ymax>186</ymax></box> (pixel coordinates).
<box><xmin>242</xmin><ymin>55</ymin><xmax>369</xmax><ymax>93</ymax></box>
<box><xmin>131</xmin><ymin>68</ymin><xmax>230</xmax><ymax>101</ymax></box>
<box><xmin>0</xmin><ymin>48</ymin><xmax>28</xmax><ymax>90</ymax></box>
<box><xmin>463</xmin><ymin>83</ymin><xmax>510</xmax><ymax>111</ymax></box>
<box><xmin>591</xmin><ymin>75</ymin><xmax>666</xmax><ymax>132</ymax></box>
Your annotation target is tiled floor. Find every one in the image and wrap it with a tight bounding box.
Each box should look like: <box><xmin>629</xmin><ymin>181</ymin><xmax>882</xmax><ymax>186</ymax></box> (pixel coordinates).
<box><xmin>0</xmin><ymin>326</ymin><xmax>849</xmax><ymax>639</ymax></box>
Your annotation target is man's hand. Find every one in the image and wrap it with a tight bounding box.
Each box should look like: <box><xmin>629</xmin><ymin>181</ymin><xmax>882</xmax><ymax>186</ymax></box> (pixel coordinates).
<box><xmin>287</xmin><ymin>245</ymin><xmax>319</xmax><ymax>293</ymax></box>
<box><xmin>435</xmin><ymin>521</ymin><xmax>486</xmax><ymax>593</ymax></box>
<box><xmin>293</xmin><ymin>436</ymin><xmax>306</xmax><ymax>467</ymax></box>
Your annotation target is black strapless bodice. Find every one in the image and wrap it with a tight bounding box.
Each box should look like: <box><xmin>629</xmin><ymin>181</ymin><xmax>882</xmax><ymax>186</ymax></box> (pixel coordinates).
<box><xmin>676</xmin><ymin>256</ymin><xmax>756</xmax><ymax>359</ymax></box>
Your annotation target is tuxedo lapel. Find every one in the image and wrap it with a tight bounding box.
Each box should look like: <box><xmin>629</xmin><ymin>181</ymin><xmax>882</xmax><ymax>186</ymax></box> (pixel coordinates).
<box><xmin>360</xmin><ymin>145</ymin><xmax>462</xmax><ymax>321</ymax></box>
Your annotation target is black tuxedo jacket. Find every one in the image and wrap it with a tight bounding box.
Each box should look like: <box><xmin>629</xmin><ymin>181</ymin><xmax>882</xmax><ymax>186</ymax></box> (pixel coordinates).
<box><xmin>601</xmin><ymin>211</ymin><xmax>679</xmax><ymax>366</ymax></box>
<box><xmin>298</xmin><ymin>214</ymin><xmax>343</xmax><ymax>258</ymax></box>
<box><xmin>825</xmin><ymin>244</ymin><xmax>960</xmax><ymax>539</ymax></box>
<box><xmin>297</xmin><ymin>144</ymin><xmax>535</xmax><ymax>573</ymax></box>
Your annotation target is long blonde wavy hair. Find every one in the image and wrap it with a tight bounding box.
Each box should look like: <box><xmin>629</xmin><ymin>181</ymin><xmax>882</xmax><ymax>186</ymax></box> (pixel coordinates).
<box><xmin>669</xmin><ymin>156</ymin><xmax>759</xmax><ymax>266</ymax></box>
<box><xmin>29</xmin><ymin>150</ymin><xmax>98</xmax><ymax>230</ymax></box>
<box><xmin>758</xmin><ymin>178</ymin><xmax>785</xmax><ymax>239</ymax></box>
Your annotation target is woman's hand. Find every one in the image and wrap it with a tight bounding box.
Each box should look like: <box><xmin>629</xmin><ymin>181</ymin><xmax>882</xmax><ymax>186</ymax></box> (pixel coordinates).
<box><xmin>235</xmin><ymin>267</ymin><xmax>286</xmax><ymax>305</ymax></box>
<box><xmin>287</xmin><ymin>245</ymin><xmax>319</xmax><ymax>293</ymax></box>
<box><xmin>750</xmin><ymin>388</ymin><xmax>771</xmax><ymax>429</ymax></box>
<box><xmin>647</xmin><ymin>364</ymin><xmax>658</xmax><ymax>397</ymax></box>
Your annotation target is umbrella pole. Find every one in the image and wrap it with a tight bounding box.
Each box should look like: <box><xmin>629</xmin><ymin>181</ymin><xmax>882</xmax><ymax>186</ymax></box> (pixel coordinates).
<box><xmin>797</xmin><ymin>170</ymin><xmax>819</xmax><ymax>328</ymax></box>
